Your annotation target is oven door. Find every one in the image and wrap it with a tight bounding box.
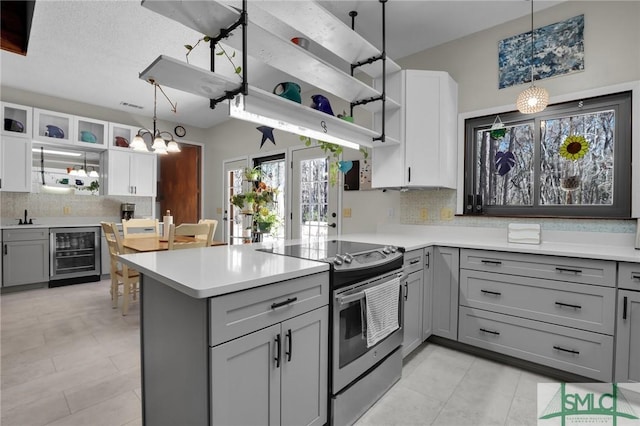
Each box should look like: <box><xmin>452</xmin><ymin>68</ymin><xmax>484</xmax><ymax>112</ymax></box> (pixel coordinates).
<box><xmin>332</xmin><ymin>269</ymin><xmax>405</xmax><ymax>394</ymax></box>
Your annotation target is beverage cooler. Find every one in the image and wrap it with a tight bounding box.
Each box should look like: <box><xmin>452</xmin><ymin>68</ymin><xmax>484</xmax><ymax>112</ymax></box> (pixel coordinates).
<box><xmin>49</xmin><ymin>227</ymin><xmax>101</xmax><ymax>287</ymax></box>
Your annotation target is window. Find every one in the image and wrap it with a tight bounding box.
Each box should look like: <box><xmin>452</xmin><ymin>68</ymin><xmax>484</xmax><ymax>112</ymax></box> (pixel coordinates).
<box><xmin>253</xmin><ymin>154</ymin><xmax>286</xmax><ymax>242</ymax></box>
<box><xmin>464</xmin><ymin>91</ymin><xmax>632</xmax><ymax>217</ymax></box>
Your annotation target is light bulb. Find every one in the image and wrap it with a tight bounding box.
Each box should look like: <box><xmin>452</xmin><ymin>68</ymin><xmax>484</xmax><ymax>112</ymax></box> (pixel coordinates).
<box><xmin>516</xmin><ymin>85</ymin><xmax>549</xmax><ymax>114</ymax></box>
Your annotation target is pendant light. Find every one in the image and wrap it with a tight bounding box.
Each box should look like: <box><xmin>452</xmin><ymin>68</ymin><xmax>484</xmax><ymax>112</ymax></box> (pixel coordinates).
<box><xmin>516</xmin><ymin>0</ymin><xmax>549</xmax><ymax>114</ymax></box>
<box><xmin>132</xmin><ymin>79</ymin><xmax>181</xmax><ymax>154</ymax></box>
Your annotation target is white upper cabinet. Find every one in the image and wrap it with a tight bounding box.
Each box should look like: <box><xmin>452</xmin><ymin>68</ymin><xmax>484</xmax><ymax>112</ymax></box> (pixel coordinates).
<box><xmin>2</xmin><ymin>102</ymin><xmax>33</xmax><ymax>139</ymax></box>
<box><xmin>106</xmin><ymin>150</ymin><xmax>156</xmax><ymax>197</ymax></box>
<box><xmin>0</xmin><ymin>135</ymin><xmax>31</xmax><ymax>193</ymax></box>
<box><xmin>33</xmin><ymin>108</ymin><xmax>75</xmax><ymax>145</ymax></box>
<box><xmin>108</xmin><ymin>122</ymin><xmax>140</xmax><ymax>151</ymax></box>
<box><xmin>73</xmin><ymin>116</ymin><xmax>108</xmax><ymax>150</ymax></box>
<box><xmin>372</xmin><ymin>70</ymin><xmax>458</xmax><ymax>189</ymax></box>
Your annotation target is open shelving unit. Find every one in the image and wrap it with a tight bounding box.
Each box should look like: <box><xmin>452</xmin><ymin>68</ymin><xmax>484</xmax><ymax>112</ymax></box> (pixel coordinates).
<box><xmin>140</xmin><ymin>0</ymin><xmax>400</xmax><ymax>147</ymax></box>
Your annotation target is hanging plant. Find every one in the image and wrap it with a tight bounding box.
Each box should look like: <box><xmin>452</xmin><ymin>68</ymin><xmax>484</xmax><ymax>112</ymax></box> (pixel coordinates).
<box><xmin>490</xmin><ymin>128</ymin><xmax>507</xmax><ymax>139</ymax></box>
<box><xmin>185</xmin><ymin>36</ymin><xmax>242</xmax><ymax>78</ymax></box>
<box><xmin>299</xmin><ymin>136</ymin><xmax>369</xmax><ymax>186</ymax></box>
<box><xmin>559</xmin><ymin>135</ymin><xmax>589</xmax><ymax>161</ymax></box>
<box><xmin>495</xmin><ymin>151</ymin><xmax>516</xmax><ymax>176</ymax></box>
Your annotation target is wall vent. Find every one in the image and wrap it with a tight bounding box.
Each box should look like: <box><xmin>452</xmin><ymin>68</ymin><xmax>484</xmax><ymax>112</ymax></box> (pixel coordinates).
<box><xmin>120</xmin><ymin>101</ymin><xmax>144</xmax><ymax>110</ymax></box>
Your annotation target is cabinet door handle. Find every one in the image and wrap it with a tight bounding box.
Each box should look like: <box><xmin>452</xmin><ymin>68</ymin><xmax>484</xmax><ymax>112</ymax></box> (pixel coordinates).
<box><xmin>479</xmin><ymin>328</ymin><xmax>500</xmax><ymax>336</ymax></box>
<box><xmin>555</xmin><ymin>267</ymin><xmax>582</xmax><ymax>275</ymax></box>
<box><xmin>555</xmin><ymin>301</ymin><xmax>582</xmax><ymax>310</ymax></box>
<box><xmin>404</xmin><ymin>283</ymin><xmax>408</xmax><ymax>301</ymax></box>
<box><xmin>480</xmin><ymin>289</ymin><xmax>501</xmax><ymax>296</ymax></box>
<box><xmin>285</xmin><ymin>329</ymin><xmax>292</xmax><ymax>362</ymax></box>
<box><xmin>271</xmin><ymin>297</ymin><xmax>297</xmax><ymax>310</ymax></box>
<box><xmin>3</xmin><ymin>244</ymin><xmax>7</xmax><ymax>255</ymax></box>
<box><xmin>274</xmin><ymin>334</ymin><xmax>281</xmax><ymax>368</ymax></box>
<box><xmin>553</xmin><ymin>345</ymin><xmax>579</xmax><ymax>355</ymax></box>
<box><xmin>407</xmin><ymin>167</ymin><xmax>411</xmax><ymax>183</ymax></box>
<box><xmin>425</xmin><ymin>252</ymin><xmax>430</xmax><ymax>268</ymax></box>
<box><xmin>481</xmin><ymin>260</ymin><xmax>502</xmax><ymax>266</ymax></box>
<box><xmin>409</xmin><ymin>259</ymin><xmax>420</xmax><ymax>265</ymax></box>
<box><xmin>631</xmin><ymin>274</ymin><xmax>640</xmax><ymax>281</ymax></box>
<box><xmin>623</xmin><ymin>296</ymin><xmax>628</xmax><ymax>320</ymax></box>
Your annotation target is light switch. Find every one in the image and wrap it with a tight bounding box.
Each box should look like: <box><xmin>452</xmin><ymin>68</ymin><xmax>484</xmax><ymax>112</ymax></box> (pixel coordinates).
<box><xmin>420</xmin><ymin>208</ymin><xmax>428</xmax><ymax>221</ymax></box>
<box><xmin>216</xmin><ymin>207</ymin><xmax>222</xmax><ymax>214</ymax></box>
<box><xmin>440</xmin><ymin>208</ymin><xmax>453</xmax><ymax>221</ymax></box>
<box><xmin>63</xmin><ymin>206</ymin><xmax>71</xmax><ymax>215</ymax></box>
<box><xmin>343</xmin><ymin>208</ymin><xmax>352</xmax><ymax>218</ymax></box>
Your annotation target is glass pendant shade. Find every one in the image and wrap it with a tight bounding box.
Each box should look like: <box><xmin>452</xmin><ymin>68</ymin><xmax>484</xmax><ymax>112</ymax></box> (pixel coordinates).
<box><xmin>166</xmin><ymin>140</ymin><xmax>181</xmax><ymax>152</ymax></box>
<box><xmin>516</xmin><ymin>85</ymin><xmax>549</xmax><ymax>114</ymax></box>
<box><xmin>130</xmin><ymin>134</ymin><xmax>149</xmax><ymax>151</ymax></box>
<box><xmin>76</xmin><ymin>168</ymin><xmax>88</xmax><ymax>177</ymax></box>
<box><xmin>68</xmin><ymin>168</ymin><xmax>78</xmax><ymax>176</ymax></box>
<box><xmin>88</xmin><ymin>168</ymin><xmax>99</xmax><ymax>178</ymax></box>
<box><xmin>152</xmin><ymin>135</ymin><xmax>168</xmax><ymax>151</ymax></box>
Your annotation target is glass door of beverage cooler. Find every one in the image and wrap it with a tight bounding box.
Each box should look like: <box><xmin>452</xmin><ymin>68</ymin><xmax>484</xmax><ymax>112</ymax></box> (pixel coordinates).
<box><xmin>50</xmin><ymin>227</ymin><xmax>101</xmax><ymax>283</ymax></box>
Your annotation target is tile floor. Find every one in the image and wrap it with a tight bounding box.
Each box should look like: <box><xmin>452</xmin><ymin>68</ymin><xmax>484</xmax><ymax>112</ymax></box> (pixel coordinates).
<box><xmin>1</xmin><ymin>278</ymin><xmax>552</xmax><ymax>426</ymax></box>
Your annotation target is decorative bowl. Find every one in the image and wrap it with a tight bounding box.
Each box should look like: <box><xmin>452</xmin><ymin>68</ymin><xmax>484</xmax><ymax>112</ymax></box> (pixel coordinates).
<box><xmin>291</xmin><ymin>37</ymin><xmax>309</xmax><ymax>50</ymax></box>
<box><xmin>45</xmin><ymin>125</ymin><xmax>64</xmax><ymax>138</ymax></box>
<box><xmin>115</xmin><ymin>136</ymin><xmax>129</xmax><ymax>147</ymax></box>
<box><xmin>4</xmin><ymin>118</ymin><xmax>24</xmax><ymax>133</ymax></box>
<box><xmin>80</xmin><ymin>130</ymin><xmax>97</xmax><ymax>143</ymax></box>
<box><xmin>273</xmin><ymin>82</ymin><xmax>302</xmax><ymax>103</ymax></box>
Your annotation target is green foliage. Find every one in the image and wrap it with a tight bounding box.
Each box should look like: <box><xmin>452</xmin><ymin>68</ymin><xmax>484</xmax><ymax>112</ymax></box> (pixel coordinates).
<box><xmin>185</xmin><ymin>36</ymin><xmax>242</xmax><ymax>78</ymax></box>
<box><xmin>299</xmin><ymin>136</ymin><xmax>368</xmax><ymax>186</ymax></box>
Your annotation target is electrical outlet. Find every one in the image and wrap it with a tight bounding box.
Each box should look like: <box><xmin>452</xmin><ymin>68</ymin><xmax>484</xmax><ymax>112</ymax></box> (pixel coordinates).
<box><xmin>343</xmin><ymin>208</ymin><xmax>352</xmax><ymax>218</ymax></box>
<box><xmin>216</xmin><ymin>207</ymin><xmax>222</xmax><ymax>214</ymax></box>
<box><xmin>440</xmin><ymin>207</ymin><xmax>454</xmax><ymax>221</ymax></box>
<box><xmin>420</xmin><ymin>208</ymin><xmax>428</xmax><ymax>221</ymax></box>
<box><xmin>63</xmin><ymin>206</ymin><xmax>71</xmax><ymax>215</ymax></box>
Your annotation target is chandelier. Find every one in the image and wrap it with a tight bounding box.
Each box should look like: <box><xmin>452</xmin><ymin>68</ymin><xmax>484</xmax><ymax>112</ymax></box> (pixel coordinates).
<box><xmin>130</xmin><ymin>79</ymin><xmax>181</xmax><ymax>154</ymax></box>
<box><xmin>516</xmin><ymin>0</ymin><xmax>549</xmax><ymax>114</ymax></box>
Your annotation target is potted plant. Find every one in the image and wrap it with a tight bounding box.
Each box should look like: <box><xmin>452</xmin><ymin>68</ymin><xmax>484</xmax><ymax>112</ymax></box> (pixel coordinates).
<box><xmin>243</xmin><ymin>166</ymin><xmax>261</xmax><ymax>182</ymax></box>
<box><xmin>255</xmin><ymin>207</ymin><xmax>279</xmax><ymax>233</ymax></box>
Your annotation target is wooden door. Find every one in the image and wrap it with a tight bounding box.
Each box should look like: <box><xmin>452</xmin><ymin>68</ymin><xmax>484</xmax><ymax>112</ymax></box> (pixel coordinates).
<box><xmin>159</xmin><ymin>144</ymin><xmax>201</xmax><ymax>225</ymax></box>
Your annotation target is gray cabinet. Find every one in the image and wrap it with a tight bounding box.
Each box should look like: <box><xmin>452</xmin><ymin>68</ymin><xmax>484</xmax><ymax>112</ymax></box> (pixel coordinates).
<box><xmin>422</xmin><ymin>247</ymin><xmax>433</xmax><ymax>340</ymax></box>
<box><xmin>458</xmin><ymin>248</ymin><xmax>616</xmax><ymax>381</ymax></box>
<box><xmin>402</xmin><ymin>249</ymin><xmax>424</xmax><ymax>358</ymax></box>
<box><xmin>2</xmin><ymin>228</ymin><xmax>49</xmax><ymax>287</ymax></box>
<box><xmin>0</xmin><ymin>135</ymin><xmax>31</xmax><ymax>193</ymax></box>
<box><xmin>616</xmin><ymin>263</ymin><xmax>640</xmax><ymax>382</ymax></box>
<box><xmin>432</xmin><ymin>247</ymin><xmax>459</xmax><ymax>340</ymax></box>
<box><xmin>140</xmin><ymin>271</ymin><xmax>329</xmax><ymax>426</ymax></box>
<box><xmin>211</xmin><ymin>307</ymin><xmax>328</xmax><ymax>426</ymax></box>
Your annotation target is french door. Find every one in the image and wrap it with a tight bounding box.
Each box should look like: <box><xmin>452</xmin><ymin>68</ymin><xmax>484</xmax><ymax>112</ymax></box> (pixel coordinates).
<box><xmin>290</xmin><ymin>147</ymin><xmax>339</xmax><ymax>242</ymax></box>
<box><xmin>223</xmin><ymin>158</ymin><xmax>247</xmax><ymax>245</ymax></box>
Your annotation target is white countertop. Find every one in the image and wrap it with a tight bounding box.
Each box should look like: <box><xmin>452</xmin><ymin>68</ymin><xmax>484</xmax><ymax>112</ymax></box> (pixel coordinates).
<box><xmin>118</xmin><ymin>224</ymin><xmax>640</xmax><ymax>300</ymax></box>
<box><xmin>118</xmin><ymin>244</ymin><xmax>329</xmax><ymax>299</ymax></box>
<box><xmin>339</xmin><ymin>225</ymin><xmax>640</xmax><ymax>263</ymax></box>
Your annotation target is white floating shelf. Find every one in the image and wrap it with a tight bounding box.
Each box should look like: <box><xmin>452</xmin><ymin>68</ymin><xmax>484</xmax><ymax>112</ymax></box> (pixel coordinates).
<box><xmin>142</xmin><ymin>0</ymin><xmax>399</xmax><ymax>114</ymax></box>
<box><xmin>230</xmin><ymin>86</ymin><xmax>390</xmax><ymax>149</ymax></box>
<box><xmin>246</xmin><ymin>1</ymin><xmax>401</xmax><ymax>79</ymax></box>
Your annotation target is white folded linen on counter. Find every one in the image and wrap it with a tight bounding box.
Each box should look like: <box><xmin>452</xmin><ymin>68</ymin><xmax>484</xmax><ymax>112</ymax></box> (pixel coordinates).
<box><xmin>363</xmin><ymin>277</ymin><xmax>400</xmax><ymax>348</ymax></box>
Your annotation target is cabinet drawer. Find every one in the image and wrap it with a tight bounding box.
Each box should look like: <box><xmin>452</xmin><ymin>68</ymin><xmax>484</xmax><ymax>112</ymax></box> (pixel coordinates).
<box><xmin>403</xmin><ymin>249</ymin><xmax>424</xmax><ymax>274</ymax></box>
<box><xmin>618</xmin><ymin>262</ymin><xmax>640</xmax><ymax>291</ymax></box>
<box><xmin>460</xmin><ymin>249</ymin><xmax>615</xmax><ymax>287</ymax></box>
<box><xmin>3</xmin><ymin>228</ymin><xmax>49</xmax><ymax>241</ymax></box>
<box><xmin>209</xmin><ymin>272</ymin><xmax>329</xmax><ymax>346</ymax></box>
<box><xmin>459</xmin><ymin>270</ymin><xmax>615</xmax><ymax>334</ymax></box>
<box><xmin>458</xmin><ymin>306</ymin><xmax>613</xmax><ymax>382</ymax></box>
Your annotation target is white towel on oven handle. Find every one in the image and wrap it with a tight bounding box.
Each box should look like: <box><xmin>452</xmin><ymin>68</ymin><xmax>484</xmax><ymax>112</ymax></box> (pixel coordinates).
<box><xmin>363</xmin><ymin>277</ymin><xmax>400</xmax><ymax>348</ymax></box>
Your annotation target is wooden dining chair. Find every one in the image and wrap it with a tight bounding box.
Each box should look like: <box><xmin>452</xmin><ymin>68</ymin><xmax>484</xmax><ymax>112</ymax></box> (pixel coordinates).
<box><xmin>197</xmin><ymin>219</ymin><xmax>218</xmax><ymax>244</ymax></box>
<box><xmin>100</xmin><ymin>222</ymin><xmax>139</xmax><ymax>315</ymax></box>
<box><xmin>122</xmin><ymin>218</ymin><xmax>159</xmax><ymax>238</ymax></box>
<box><xmin>167</xmin><ymin>223</ymin><xmax>211</xmax><ymax>250</ymax></box>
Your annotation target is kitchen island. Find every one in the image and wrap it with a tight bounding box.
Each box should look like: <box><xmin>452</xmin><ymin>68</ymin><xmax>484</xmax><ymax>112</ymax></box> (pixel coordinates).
<box><xmin>119</xmin><ymin>244</ymin><xmax>329</xmax><ymax>426</ymax></box>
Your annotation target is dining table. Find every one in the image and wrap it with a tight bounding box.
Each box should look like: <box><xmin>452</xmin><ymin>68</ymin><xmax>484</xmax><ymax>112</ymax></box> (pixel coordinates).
<box><xmin>122</xmin><ymin>235</ymin><xmax>227</xmax><ymax>253</ymax></box>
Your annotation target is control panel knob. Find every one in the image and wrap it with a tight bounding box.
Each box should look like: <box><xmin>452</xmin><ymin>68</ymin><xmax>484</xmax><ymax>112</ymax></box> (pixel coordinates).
<box><xmin>344</xmin><ymin>254</ymin><xmax>353</xmax><ymax>264</ymax></box>
<box><xmin>334</xmin><ymin>255</ymin><xmax>344</xmax><ymax>266</ymax></box>
<box><xmin>389</xmin><ymin>246</ymin><xmax>398</xmax><ymax>253</ymax></box>
<box><xmin>382</xmin><ymin>246</ymin><xmax>392</xmax><ymax>254</ymax></box>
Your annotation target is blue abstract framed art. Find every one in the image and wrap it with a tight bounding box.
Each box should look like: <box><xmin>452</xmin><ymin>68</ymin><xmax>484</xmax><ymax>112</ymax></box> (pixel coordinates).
<box><xmin>498</xmin><ymin>14</ymin><xmax>584</xmax><ymax>89</ymax></box>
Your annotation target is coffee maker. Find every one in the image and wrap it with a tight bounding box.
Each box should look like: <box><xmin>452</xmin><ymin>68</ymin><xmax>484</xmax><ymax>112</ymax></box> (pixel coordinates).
<box><xmin>120</xmin><ymin>203</ymin><xmax>135</xmax><ymax>220</ymax></box>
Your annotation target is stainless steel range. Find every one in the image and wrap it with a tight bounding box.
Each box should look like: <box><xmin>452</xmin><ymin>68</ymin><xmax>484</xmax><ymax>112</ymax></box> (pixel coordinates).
<box><xmin>261</xmin><ymin>240</ymin><xmax>406</xmax><ymax>426</ymax></box>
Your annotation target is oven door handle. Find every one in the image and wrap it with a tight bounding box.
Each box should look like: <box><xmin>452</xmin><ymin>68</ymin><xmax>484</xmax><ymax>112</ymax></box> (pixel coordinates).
<box><xmin>336</xmin><ymin>272</ymin><xmax>407</xmax><ymax>306</ymax></box>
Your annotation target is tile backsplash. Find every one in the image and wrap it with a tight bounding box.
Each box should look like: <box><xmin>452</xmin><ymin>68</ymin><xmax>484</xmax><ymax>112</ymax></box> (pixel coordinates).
<box><xmin>0</xmin><ymin>192</ymin><xmax>153</xmax><ymax>225</ymax></box>
<box><xmin>400</xmin><ymin>189</ymin><xmax>637</xmax><ymax>234</ymax></box>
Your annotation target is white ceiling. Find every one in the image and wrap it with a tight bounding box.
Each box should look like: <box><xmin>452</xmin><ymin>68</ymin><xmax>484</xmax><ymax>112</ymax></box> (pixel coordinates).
<box><xmin>1</xmin><ymin>0</ymin><xmax>561</xmax><ymax>130</ymax></box>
